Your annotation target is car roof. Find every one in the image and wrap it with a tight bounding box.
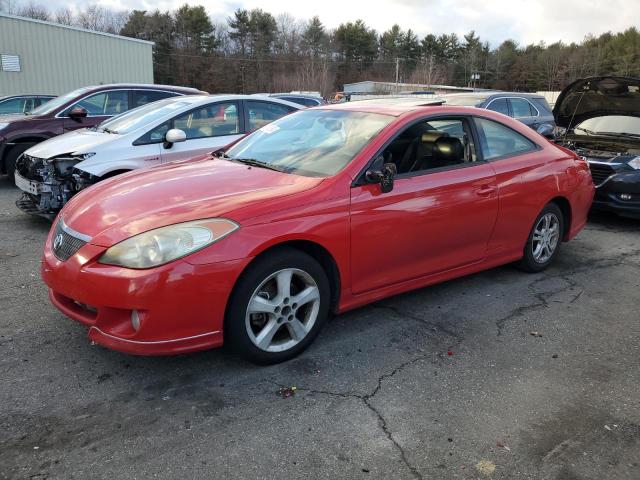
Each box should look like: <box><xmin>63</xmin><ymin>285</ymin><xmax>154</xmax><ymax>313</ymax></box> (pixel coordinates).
<box><xmin>149</xmin><ymin>94</ymin><xmax>303</xmax><ymax>109</ymax></box>
<box><xmin>318</xmin><ymin>101</ymin><xmax>448</xmax><ymax>117</ymax></box>
<box><xmin>443</xmin><ymin>91</ymin><xmax>543</xmax><ymax>100</ymax></box>
<box><xmin>80</xmin><ymin>83</ymin><xmax>206</xmax><ymax>94</ymax></box>
<box><xmin>0</xmin><ymin>94</ymin><xmax>55</xmax><ymax>99</ymax></box>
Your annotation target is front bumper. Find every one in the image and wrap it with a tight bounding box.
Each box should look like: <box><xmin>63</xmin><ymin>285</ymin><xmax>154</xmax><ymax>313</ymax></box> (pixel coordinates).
<box><xmin>41</xmin><ymin>238</ymin><xmax>251</xmax><ymax>355</ymax></box>
<box><xmin>592</xmin><ymin>170</ymin><xmax>640</xmax><ymax>219</ymax></box>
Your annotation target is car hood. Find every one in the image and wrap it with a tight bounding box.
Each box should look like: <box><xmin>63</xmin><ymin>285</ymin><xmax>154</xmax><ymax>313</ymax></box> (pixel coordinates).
<box><xmin>554</xmin><ymin>76</ymin><xmax>640</xmax><ymax>129</ymax></box>
<box><xmin>61</xmin><ymin>156</ymin><xmax>324</xmax><ymax>246</ymax></box>
<box><xmin>26</xmin><ymin>129</ymin><xmax>116</xmax><ymax>159</ymax></box>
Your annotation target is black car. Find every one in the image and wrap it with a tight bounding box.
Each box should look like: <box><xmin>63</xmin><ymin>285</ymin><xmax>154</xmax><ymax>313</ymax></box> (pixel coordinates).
<box><xmin>554</xmin><ymin>76</ymin><xmax>640</xmax><ymax>219</ymax></box>
<box><xmin>442</xmin><ymin>92</ymin><xmax>555</xmax><ymax>137</ymax></box>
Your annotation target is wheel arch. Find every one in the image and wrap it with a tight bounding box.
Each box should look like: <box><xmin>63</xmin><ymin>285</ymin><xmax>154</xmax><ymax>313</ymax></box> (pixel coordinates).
<box><xmin>548</xmin><ymin>196</ymin><xmax>572</xmax><ymax>240</ymax></box>
<box><xmin>231</xmin><ymin>239</ymin><xmax>342</xmax><ymax>315</ymax></box>
<box><xmin>1</xmin><ymin>135</ymin><xmax>50</xmax><ymax>172</ymax></box>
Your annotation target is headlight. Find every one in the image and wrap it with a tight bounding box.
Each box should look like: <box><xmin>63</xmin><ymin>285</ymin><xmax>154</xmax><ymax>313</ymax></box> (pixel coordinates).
<box><xmin>629</xmin><ymin>156</ymin><xmax>640</xmax><ymax>170</ymax></box>
<box><xmin>99</xmin><ymin>218</ymin><xmax>239</xmax><ymax>269</ymax></box>
<box><xmin>0</xmin><ymin>122</ymin><xmax>9</xmax><ymax>131</ymax></box>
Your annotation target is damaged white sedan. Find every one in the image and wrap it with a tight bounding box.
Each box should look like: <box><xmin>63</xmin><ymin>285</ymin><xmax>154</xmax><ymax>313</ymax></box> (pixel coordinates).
<box><xmin>14</xmin><ymin>94</ymin><xmax>301</xmax><ymax>219</ymax></box>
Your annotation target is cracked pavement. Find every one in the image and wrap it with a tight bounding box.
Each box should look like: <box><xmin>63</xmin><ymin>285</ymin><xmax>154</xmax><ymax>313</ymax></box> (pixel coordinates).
<box><xmin>0</xmin><ymin>175</ymin><xmax>639</xmax><ymax>479</ymax></box>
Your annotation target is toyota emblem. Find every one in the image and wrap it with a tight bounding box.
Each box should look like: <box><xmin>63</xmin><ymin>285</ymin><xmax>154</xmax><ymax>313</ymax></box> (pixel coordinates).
<box><xmin>53</xmin><ymin>233</ymin><xmax>64</xmax><ymax>250</ymax></box>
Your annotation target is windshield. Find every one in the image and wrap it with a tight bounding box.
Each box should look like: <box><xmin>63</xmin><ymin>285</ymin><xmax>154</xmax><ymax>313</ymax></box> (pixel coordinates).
<box><xmin>442</xmin><ymin>95</ymin><xmax>485</xmax><ymax>106</ymax></box>
<box><xmin>96</xmin><ymin>98</ymin><xmax>195</xmax><ymax>134</ymax></box>
<box><xmin>224</xmin><ymin>109</ymin><xmax>394</xmax><ymax>177</ymax></box>
<box><xmin>574</xmin><ymin>116</ymin><xmax>640</xmax><ymax>136</ymax></box>
<box><xmin>28</xmin><ymin>87</ymin><xmax>94</xmax><ymax>115</ymax></box>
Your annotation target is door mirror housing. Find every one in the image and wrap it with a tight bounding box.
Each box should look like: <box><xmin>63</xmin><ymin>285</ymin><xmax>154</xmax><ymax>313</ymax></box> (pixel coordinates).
<box><xmin>164</xmin><ymin>128</ymin><xmax>187</xmax><ymax>149</ymax></box>
<box><xmin>68</xmin><ymin>107</ymin><xmax>88</xmax><ymax>121</ymax></box>
<box><xmin>536</xmin><ymin>123</ymin><xmax>555</xmax><ymax>139</ymax></box>
<box><xmin>365</xmin><ymin>161</ymin><xmax>397</xmax><ymax>193</ymax></box>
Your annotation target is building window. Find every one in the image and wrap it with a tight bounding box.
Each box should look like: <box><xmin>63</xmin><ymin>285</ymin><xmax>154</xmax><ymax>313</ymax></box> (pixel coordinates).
<box><xmin>1</xmin><ymin>54</ymin><xmax>21</xmax><ymax>72</ymax></box>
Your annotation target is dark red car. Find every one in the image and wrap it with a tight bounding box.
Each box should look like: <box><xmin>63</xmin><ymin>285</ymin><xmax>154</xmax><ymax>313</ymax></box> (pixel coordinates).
<box><xmin>41</xmin><ymin>103</ymin><xmax>594</xmax><ymax>363</ymax></box>
<box><xmin>0</xmin><ymin>83</ymin><xmax>206</xmax><ymax>182</ymax></box>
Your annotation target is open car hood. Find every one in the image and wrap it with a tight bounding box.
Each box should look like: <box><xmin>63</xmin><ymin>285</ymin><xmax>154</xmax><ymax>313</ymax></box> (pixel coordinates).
<box><xmin>553</xmin><ymin>76</ymin><xmax>640</xmax><ymax>129</ymax></box>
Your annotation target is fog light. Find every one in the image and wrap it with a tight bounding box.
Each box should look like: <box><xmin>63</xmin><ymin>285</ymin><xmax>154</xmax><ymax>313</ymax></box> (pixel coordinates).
<box><xmin>131</xmin><ymin>309</ymin><xmax>141</xmax><ymax>331</ymax></box>
<box><xmin>619</xmin><ymin>193</ymin><xmax>632</xmax><ymax>201</ymax></box>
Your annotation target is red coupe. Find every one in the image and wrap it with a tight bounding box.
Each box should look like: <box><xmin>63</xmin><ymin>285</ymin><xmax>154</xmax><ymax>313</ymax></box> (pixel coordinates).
<box><xmin>41</xmin><ymin>103</ymin><xmax>594</xmax><ymax>363</ymax></box>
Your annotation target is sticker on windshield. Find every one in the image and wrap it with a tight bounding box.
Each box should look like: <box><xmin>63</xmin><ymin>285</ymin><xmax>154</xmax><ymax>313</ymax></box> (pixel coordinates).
<box><xmin>261</xmin><ymin>123</ymin><xmax>280</xmax><ymax>134</ymax></box>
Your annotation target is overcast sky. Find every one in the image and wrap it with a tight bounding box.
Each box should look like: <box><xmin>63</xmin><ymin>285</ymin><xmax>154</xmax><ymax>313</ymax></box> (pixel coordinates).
<box><xmin>26</xmin><ymin>0</ymin><xmax>640</xmax><ymax>46</ymax></box>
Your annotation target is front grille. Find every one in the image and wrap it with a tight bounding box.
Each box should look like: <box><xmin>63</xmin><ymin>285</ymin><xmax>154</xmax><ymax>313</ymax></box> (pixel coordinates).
<box><xmin>588</xmin><ymin>163</ymin><xmax>616</xmax><ymax>186</ymax></box>
<box><xmin>52</xmin><ymin>219</ymin><xmax>88</xmax><ymax>261</ymax></box>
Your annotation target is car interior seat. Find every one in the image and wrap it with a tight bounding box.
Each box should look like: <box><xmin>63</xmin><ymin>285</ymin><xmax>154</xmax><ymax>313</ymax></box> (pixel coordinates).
<box><xmin>429</xmin><ymin>137</ymin><xmax>465</xmax><ymax>168</ymax></box>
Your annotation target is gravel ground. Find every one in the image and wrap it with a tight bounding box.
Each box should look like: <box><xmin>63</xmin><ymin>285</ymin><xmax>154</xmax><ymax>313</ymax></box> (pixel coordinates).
<box><xmin>0</xmin><ymin>175</ymin><xmax>638</xmax><ymax>480</ymax></box>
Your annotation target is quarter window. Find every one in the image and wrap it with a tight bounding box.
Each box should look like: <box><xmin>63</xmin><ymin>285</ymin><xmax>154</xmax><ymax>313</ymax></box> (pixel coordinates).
<box><xmin>475</xmin><ymin>117</ymin><xmax>536</xmax><ymax>160</ymax></box>
<box><xmin>173</xmin><ymin>102</ymin><xmax>240</xmax><ymax>139</ymax></box>
<box><xmin>509</xmin><ymin>98</ymin><xmax>536</xmax><ymax>118</ymax></box>
<box><xmin>247</xmin><ymin>101</ymin><xmax>296</xmax><ymax>131</ymax></box>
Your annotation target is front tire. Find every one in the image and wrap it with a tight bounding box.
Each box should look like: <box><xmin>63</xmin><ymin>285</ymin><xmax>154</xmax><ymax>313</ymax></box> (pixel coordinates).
<box><xmin>5</xmin><ymin>145</ymin><xmax>31</xmax><ymax>186</ymax></box>
<box><xmin>517</xmin><ymin>203</ymin><xmax>564</xmax><ymax>272</ymax></box>
<box><xmin>225</xmin><ymin>248</ymin><xmax>330</xmax><ymax>364</ymax></box>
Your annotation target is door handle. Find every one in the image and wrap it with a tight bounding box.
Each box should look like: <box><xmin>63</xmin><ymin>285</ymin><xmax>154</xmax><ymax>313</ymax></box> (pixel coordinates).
<box><xmin>476</xmin><ymin>185</ymin><xmax>497</xmax><ymax>196</ymax></box>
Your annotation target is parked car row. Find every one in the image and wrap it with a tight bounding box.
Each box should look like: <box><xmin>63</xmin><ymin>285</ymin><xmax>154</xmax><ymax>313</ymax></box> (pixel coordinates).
<box><xmin>7</xmin><ymin>76</ymin><xmax>637</xmax><ymax>364</ymax></box>
<box><xmin>14</xmin><ymin>94</ymin><xmax>301</xmax><ymax>218</ymax></box>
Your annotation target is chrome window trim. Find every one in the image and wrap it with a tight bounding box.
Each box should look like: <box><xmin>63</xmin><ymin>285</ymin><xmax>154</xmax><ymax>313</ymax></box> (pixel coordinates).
<box><xmin>59</xmin><ymin>216</ymin><xmax>92</xmax><ymax>242</ymax></box>
<box><xmin>485</xmin><ymin>96</ymin><xmax>540</xmax><ymax>118</ymax></box>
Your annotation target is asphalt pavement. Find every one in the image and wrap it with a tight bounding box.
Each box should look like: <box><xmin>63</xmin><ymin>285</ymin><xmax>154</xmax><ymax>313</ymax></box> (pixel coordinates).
<box><xmin>0</xmin><ymin>175</ymin><xmax>638</xmax><ymax>480</ymax></box>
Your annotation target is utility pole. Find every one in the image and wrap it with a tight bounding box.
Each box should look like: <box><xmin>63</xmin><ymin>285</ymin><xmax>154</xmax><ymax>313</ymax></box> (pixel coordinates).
<box><xmin>395</xmin><ymin>57</ymin><xmax>400</xmax><ymax>93</ymax></box>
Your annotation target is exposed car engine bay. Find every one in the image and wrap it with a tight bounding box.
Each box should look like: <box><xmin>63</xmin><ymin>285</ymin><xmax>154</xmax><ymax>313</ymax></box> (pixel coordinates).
<box><xmin>15</xmin><ymin>154</ymin><xmax>97</xmax><ymax>218</ymax></box>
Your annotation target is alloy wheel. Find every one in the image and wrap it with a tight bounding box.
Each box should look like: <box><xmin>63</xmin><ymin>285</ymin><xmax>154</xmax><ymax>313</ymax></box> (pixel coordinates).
<box><xmin>532</xmin><ymin>212</ymin><xmax>560</xmax><ymax>263</ymax></box>
<box><xmin>245</xmin><ymin>268</ymin><xmax>321</xmax><ymax>353</ymax></box>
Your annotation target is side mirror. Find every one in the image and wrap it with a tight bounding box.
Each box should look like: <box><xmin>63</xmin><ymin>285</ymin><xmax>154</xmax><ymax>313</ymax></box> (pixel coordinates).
<box><xmin>365</xmin><ymin>161</ymin><xmax>397</xmax><ymax>193</ymax></box>
<box><xmin>536</xmin><ymin>123</ymin><xmax>555</xmax><ymax>139</ymax></box>
<box><xmin>164</xmin><ymin>128</ymin><xmax>186</xmax><ymax>149</ymax></box>
<box><xmin>68</xmin><ymin>107</ymin><xmax>88</xmax><ymax>121</ymax></box>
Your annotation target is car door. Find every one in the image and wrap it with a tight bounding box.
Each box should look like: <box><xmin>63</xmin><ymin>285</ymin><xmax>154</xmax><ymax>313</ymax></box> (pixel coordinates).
<box><xmin>245</xmin><ymin>100</ymin><xmax>298</xmax><ymax>133</ymax></box>
<box><xmin>508</xmin><ymin>98</ymin><xmax>539</xmax><ymax>129</ymax></box>
<box><xmin>160</xmin><ymin>101</ymin><xmax>244</xmax><ymax>163</ymax></box>
<box><xmin>62</xmin><ymin>90</ymin><xmax>130</xmax><ymax>131</ymax></box>
<box><xmin>349</xmin><ymin>116</ymin><xmax>499</xmax><ymax>294</ymax></box>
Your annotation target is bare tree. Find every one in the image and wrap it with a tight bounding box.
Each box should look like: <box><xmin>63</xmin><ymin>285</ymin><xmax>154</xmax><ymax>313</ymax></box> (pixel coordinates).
<box><xmin>54</xmin><ymin>7</ymin><xmax>74</xmax><ymax>26</ymax></box>
<box><xmin>17</xmin><ymin>1</ymin><xmax>50</xmax><ymax>21</ymax></box>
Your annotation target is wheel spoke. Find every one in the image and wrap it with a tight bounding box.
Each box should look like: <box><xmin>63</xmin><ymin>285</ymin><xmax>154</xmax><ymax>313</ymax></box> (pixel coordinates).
<box><xmin>276</xmin><ymin>270</ymin><xmax>293</xmax><ymax>299</ymax></box>
<box><xmin>286</xmin><ymin>318</ymin><xmax>308</xmax><ymax>341</ymax></box>
<box><xmin>248</xmin><ymin>295</ymin><xmax>278</xmax><ymax>314</ymax></box>
<box><xmin>255</xmin><ymin>318</ymin><xmax>280</xmax><ymax>350</ymax></box>
<box><xmin>292</xmin><ymin>286</ymin><xmax>319</xmax><ymax>307</ymax></box>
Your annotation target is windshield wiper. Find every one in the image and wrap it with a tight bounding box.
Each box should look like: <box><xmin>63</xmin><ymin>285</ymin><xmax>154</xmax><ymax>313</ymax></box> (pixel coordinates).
<box><xmin>101</xmin><ymin>127</ymin><xmax>116</xmax><ymax>134</ymax></box>
<box><xmin>231</xmin><ymin>157</ymin><xmax>284</xmax><ymax>172</ymax></box>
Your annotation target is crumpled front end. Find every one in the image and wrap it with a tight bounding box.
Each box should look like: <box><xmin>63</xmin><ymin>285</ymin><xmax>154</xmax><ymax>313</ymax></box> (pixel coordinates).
<box><xmin>15</xmin><ymin>153</ymin><xmax>97</xmax><ymax>219</ymax></box>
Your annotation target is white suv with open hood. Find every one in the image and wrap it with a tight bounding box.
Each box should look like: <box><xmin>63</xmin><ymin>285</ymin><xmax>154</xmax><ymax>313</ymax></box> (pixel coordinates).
<box><xmin>14</xmin><ymin>94</ymin><xmax>301</xmax><ymax>218</ymax></box>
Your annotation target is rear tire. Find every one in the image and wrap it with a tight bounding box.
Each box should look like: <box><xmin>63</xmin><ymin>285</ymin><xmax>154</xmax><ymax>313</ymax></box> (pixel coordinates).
<box><xmin>517</xmin><ymin>203</ymin><xmax>564</xmax><ymax>273</ymax></box>
<box><xmin>225</xmin><ymin>248</ymin><xmax>330</xmax><ymax>364</ymax></box>
<box><xmin>5</xmin><ymin>144</ymin><xmax>31</xmax><ymax>186</ymax></box>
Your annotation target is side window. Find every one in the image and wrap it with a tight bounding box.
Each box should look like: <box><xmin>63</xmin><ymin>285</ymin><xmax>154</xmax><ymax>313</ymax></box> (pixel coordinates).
<box><xmin>0</xmin><ymin>97</ymin><xmax>26</xmax><ymax>114</ymax></box>
<box><xmin>133</xmin><ymin>90</ymin><xmax>176</xmax><ymax>108</ymax></box>
<box><xmin>173</xmin><ymin>102</ymin><xmax>240</xmax><ymax>139</ymax></box>
<box><xmin>64</xmin><ymin>91</ymin><xmax>129</xmax><ymax>116</ymax></box>
<box><xmin>134</xmin><ymin>121</ymin><xmax>171</xmax><ymax>145</ymax></box>
<box><xmin>23</xmin><ymin>97</ymin><xmax>36</xmax><ymax>112</ymax></box>
<box><xmin>509</xmin><ymin>98</ymin><xmax>536</xmax><ymax>118</ymax></box>
<box><xmin>475</xmin><ymin>117</ymin><xmax>537</xmax><ymax>160</ymax></box>
<box><xmin>247</xmin><ymin>101</ymin><xmax>296</xmax><ymax>131</ymax></box>
<box><xmin>486</xmin><ymin>98</ymin><xmax>509</xmax><ymax>116</ymax></box>
<box><xmin>379</xmin><ymin>117</ymin><xmax>478</xmax><ymax>175</ymax></box>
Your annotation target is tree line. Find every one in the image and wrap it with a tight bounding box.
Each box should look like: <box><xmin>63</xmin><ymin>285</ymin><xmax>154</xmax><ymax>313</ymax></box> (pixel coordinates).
<box><xmin>3</xmin><ymin>1</ymin><xmax>640</xmax><ymax>96</ymax></box>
